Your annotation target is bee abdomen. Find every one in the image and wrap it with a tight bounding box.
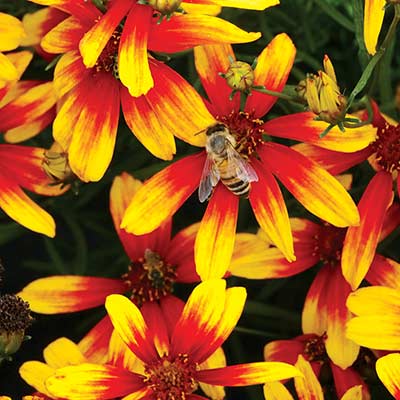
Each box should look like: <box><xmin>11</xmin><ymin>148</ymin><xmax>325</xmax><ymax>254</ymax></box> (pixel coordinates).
<box><xmin>222</xmin><ymin>178</ymin><xmax>251</xmax><ymax>197</ymax></box>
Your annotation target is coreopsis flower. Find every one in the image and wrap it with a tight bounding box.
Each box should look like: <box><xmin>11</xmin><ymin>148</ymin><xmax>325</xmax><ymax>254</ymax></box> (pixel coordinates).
<box><xmin>0</xmin><ymin>294</ymin><xmax>32</xmax><ymax>362</ymax></box>
<box><xmin>45</xmin><ymin>280</ymin><xmax>301</xmax><ymax>399</ymax></box>
<box><xmin>297</xmin><ymin>55</ymin><xmax>347</xmax><ymax>127</ymax></box>
<box><xmin>0</xmin><ymin>144</ymin><xmax>68</xmax><ymax>237</ymax></box>
<box><xmin>0</xmin><ymin>12</ymin><xmax>26</xmax><ymax>88</ymax></box>
<box><xmin>19</xmin><ymin>334</ymin><xmax>111</xmax><ymax>399</ymax></box>
<box><xmin>264</xmin><ymin>356</ymin><xmax>365</xmax><ymax>400</ymax></box>
<box><xmin>244</xmin><ymin>193</ymin><xmax>400</xmax><ymax>371</ymax></box>
<box><xmin>121</xmin><ymin>34</ymin><xmax>361</xmax><ymax>282</ymax></box>
<box><xmin>375</xmin><ymin>353</ymin><xmax>400</xmax><ymax>400</ymax></box>
<box><xmin>26</xmin><ymin>0</ymin><xmax>271</xmax><ymax>182</ymax></box>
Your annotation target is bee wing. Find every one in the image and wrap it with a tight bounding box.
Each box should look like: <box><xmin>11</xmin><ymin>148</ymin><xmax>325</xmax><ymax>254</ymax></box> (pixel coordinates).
<box><xmin>225</xmin><ymin>142</ymin><xmax>258</xmax><ymax>183</ymax></box>
<box><xmin>198</xmin><ymin>155</ymin><xmax>220</xmax><ymax>203</ymax></box>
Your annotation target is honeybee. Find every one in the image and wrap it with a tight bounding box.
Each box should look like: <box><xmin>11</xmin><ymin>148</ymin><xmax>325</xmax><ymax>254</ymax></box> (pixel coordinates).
<box><xmin>198</xmin><ymin>123</ymin><xmax>258</xmax><ymax>203</ymax></box>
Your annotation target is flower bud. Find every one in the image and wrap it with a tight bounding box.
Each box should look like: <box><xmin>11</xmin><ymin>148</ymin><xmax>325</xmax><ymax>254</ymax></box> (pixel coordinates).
<box><xmin>0</xmin><ymin>294</ymin><xmax>32</xmax><ymax>359</ymax></box>
<box><xmin>148</xmin><ymin>0</ymin><xmax>182</xmax><ymax>14</ymax></box>
<box><xmin>299</xmin><ymin>55</ymin><xmax>347</xmax><ymax>125</ymax></box>
<box><xmin>42</xmin><ymin>143</ymin><xmax>74</xmax><ymax>188</ymax></box>
<box><xmin>224</xmin><ymin>61</ymin><xmax>255</xmax><ymax>93</ymax></box>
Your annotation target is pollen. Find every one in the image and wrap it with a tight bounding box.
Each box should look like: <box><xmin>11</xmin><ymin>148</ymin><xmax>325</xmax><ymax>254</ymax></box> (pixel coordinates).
<box><xmin>312</xmin><ymin>223</ymin><xmax>346</xmax><ymax>265</ymax></box>
<box><xmin>94</xmin><ymin>23</ymin><xmax>122</xmax><ymax>77</ymax></box>
<box><xmin>303</xmin><ymin>334</ymin><xmax>328</xmax><ymax>362</ymax></box>
<box><xmin>144</xmin><ymin>354</ymin><xmax>198</xmax><ymax>400</ymax></box>
<box><xmin>370</xmin><ymin>122</ymin><xmax>400</xmax><ymax>173</ymax></box>
<box><xmin>122</xmin><ymin>249</ymin><xmax>177</xmax><ymax>307</ymax></box>
<box><xmin>217</xmin><ymin>111</ymin><xmax>265</xmax><ymax>157</ymax></box>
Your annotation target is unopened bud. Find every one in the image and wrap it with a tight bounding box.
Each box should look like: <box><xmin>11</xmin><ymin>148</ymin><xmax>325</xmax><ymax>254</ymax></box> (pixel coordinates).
<box><xmin>42</xmin><ymin>143</ymin><xmax>74</xmax><ymax>188</ymax></box>
<box><xmin>148</xmin><ymin>0</ymin><xmax>182</xmax><ymax>14</ymax></box>
<box><xmin>299</xmin><ymin>55</ymin><xmax>347</xmax><ymax>125</ymax></box>
<box><xmin>224</xmin><ymin>61</ymin><xmax>255</xmax><ymax>93</ymax></box>
<box><xmin>0</xmin><ymin>294</ymin><xmax>32</xmax><ymax>358</ymax></box>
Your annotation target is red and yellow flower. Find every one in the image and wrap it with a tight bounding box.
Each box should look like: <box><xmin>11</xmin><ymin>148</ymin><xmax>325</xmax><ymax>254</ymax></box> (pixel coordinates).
<box><xmin>44</xmin><ymin>279</ymin><xmax>302</xmax><ymax>399</ymax></box>
<box><xmin>19</xmin><ymin>334</ymin><xmax>111</xmax><ymax>399</ymax></box>
<box><xmin>26</xmin><ymin>0</ymin><xmax>274</xmax><ymax>182</ymax></box>
<box><xmin>264</xmin><ymin>356</ymin><xmax>365</xmax><ymax>400</ymax></box>
<box><xmin>0</xmin><ymin>12</ymin><xmax>26</xmax><ymax>87</ymax></box>
<box><xmin>0</xmin><ymin>144</ymin><xmax>68</xmax><ymax>237</ymax></box>
<box><xmin>121</xmin><ymin>34</ymin><xmax>362</xmax><ymax>282</ymax></box>
<box><xmin>347</xmin><ymin>285</ymin><xmax>400</xmax><ymax>400</ymax></box>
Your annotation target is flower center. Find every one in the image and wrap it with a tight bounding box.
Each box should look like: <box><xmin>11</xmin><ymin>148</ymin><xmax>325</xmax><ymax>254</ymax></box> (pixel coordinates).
<box><xmin>303</xmin><ymin>334</ymin><xmax>328</xmax><ymax>362</ymax></box>
<box><xmin>94</xmin><ymin>23</ymin><xmax>122</xmax><ymax>78</ymax></box>
<box><xmin>217</xmin><ymin>111</ymin><xmax>265</xmax><ymax>157</ymax></box>
<box><xmin>312</xmin><ymin>223</ymin><xmax>346</xmax><ymax>265</ymax></box>
<box><xmin>122</xmin><ymin>249</ymin><xmax>177</xmax><ymax>307</ymax></box>
<box><xmin>370</xmin><ymin>122</ymin><xmax>400</xmax><ymax>173</ymax></box>
<box><xmin>144</xmin><ymin>354</ymin><xmax>198</xmax><ymax>400</ymax></box>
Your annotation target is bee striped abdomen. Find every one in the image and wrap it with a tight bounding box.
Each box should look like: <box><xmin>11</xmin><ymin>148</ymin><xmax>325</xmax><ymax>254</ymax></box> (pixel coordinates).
<box><xmin>216</xmin><ymin>156</ymin><xmax>251</xmax><ymax>197</ymax></box>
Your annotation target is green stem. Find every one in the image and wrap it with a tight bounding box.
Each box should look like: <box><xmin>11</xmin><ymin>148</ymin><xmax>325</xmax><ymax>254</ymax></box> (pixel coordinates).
<box><xmin>313</xmin><ymin>0</ymin><xmax>354</xmax><ymax>32</ymax></box>
<box><xmin>91</xmin><ymin>0</ymin><xmax>107</xmax><ymax>12</ymax></box>
<box><xmin>253</xmin><ymin>86</ymin><xmax>306</xmax><ymax>105</ymax></box>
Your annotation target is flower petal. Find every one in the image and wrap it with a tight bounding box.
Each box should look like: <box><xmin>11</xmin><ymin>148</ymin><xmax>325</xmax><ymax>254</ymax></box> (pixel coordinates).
<box><xmin>292</xmin><ymin>143</ymin><xmax>372</xmax><ymax>175</ymax></box>
<box><xmin>42</xmin><ymin>16</ymin><xmax>87</xmax><ymax>54</ymax></box>
<box><xmin>105</xmin><ymin>294</ymin><xmax>158</xmax><ymax>363</ymax></box>
<box><xmin>249</xmin><ymin>159</ymin><xmax>294</xmax><ymax>262</ymax></box>
<box><xmin>148</xmin><ymin>14</ymin><xmax>260</xmax><ymax>53</ymax></box>
<box><xmin>181</xmin><ymin>3</ymin><xmax>222</xmax><ymax>14</ymax></box>
<box><xmin>0</xmin><ymin>81</ymin><xmax>57</xmax><ymax>132</ymax></box>
<box><xmin>376</xmin><ymin>353</ymin><xmax>400</xmax><ymax>400</ymax></box>
<box><xmin>340</xmin><ymin>386</ymin><xmax>363</xmax><ymax>400</ymax></box>
<box><xmin>160</xmin><ymin>294</ymin><xmax>185</xmax><ymax>340</ymax></box>
<box><xmin>185</xmin><ymin>0</ymin><xmax>279</xmax><ymax>9</ymax></box>
<box><xmin>78</xmin><ymin>316</ymin><xmax>114</xmax><ymax>364</ymax></box>
<box><xmin>294</xmin><ymin>355</ymin><xmax>324</xmax><ymax>400</ymax></box>
<box><xmin>167</xmin><ymin>223</ymin><xmax>200</xmax><ymax>283</ymax></box>
<box><xmin>262</xmin><ymin>143</ymin><xmax>360</xmax><ymax>227</ymax></box>
<box><xmin>121</xmin><ymin>153</ymin><xmax>206</xmax><ymax>235</ymax></box>
<box><xmin>366</xmin><ymin>254</ymin><xmax>400</xmax><ymax>289</ymax></box>
<box><xmin>364</xmin><ymin>0</ymin><xmax>386</xmax><ymax>55</ymax></box>
<box><xmin>245</xmin><ymin>33</ymin><xmax>296</xmax><ymax>117</ymax></box>
<box><xmin>196</xmin><ymin>361</ymin><xmax>302</xmax><ymax>386</ymax></box>
<box><xmin>195</xmin><ymin>184</ymin><xmax>239</xmax><ymax>280</ymax></box>
<box><xmin>19</xmin><ymin>361</ymin><xmax>54</xmax><ymax>396</ymax></box>
<box><xmin>118</xmin><ymin>4</ymin><xmax>153</xmax><ymax>97</ymax></box>
<box><xmin>0</xmin><ymin>173</ymin><xmax>55</xmax><ymax>237</ymax></box>
<box><xmin>43</xmin><ymin>337</ymin><xmax>86</xmax><ymax>369</ymax></box>
<box><xmin>263</xmin><ymin>382</ymin><xmax>294</xmax><ymax>400</ymax></box>
<box><xmin>67</xmin><ymin>73</ymin><xmax>120</xmax><ymax>182</ymax></box>
<box><xmin>341</xmin><ymin>171</ymin><xmax>393</xmax><ymax>290</ymax></box>
<box><xmin>193</xmin><ymin>44</ymin><xmax>240</xmax><ymax>116</ymax></box>
<box><xmin>331</xmin><ymin>363</ymin><xmax>369</xmax><ymax>400</ymax></box>
<box><xmin>46</xmin><ymin>364</ymin><xmax>145</xmax><ymax>400</ymax></box>
<box><xmin>265</xmin><ymin>112</ymin><xmax>376</xmax><ymax>152</ymax></box>
<box><xmin>264</xmin><ymin>337</ymin><xmax>308</xmax><ymax>366</ymax></box>
<box><xmin>19</xmin><ymin>276</ymin><xmax>127</xmax><ymax>314</ymax></box>
<box><xmin>0</xmin><ymin>12</ymin><xmax>25</xmax><ymax>52</ymax></box>
<box><xmin>324</xmin><ymin>267</ymin><xmax>360</xmax><ymax>369</ymax></box>
<box><xmin>79</xmin><ymin>0</ymin><xmax>131</xmax><ymax>68</ymax></box>
<box><xmin>0</xmin><ymin>53</ymin><xmax>18</xmax><ymax>85</ymax></box>
<box><xmin>199</xmin><ymin>347</ymin><xmax>226</xmax><ymax>400</ymax></box>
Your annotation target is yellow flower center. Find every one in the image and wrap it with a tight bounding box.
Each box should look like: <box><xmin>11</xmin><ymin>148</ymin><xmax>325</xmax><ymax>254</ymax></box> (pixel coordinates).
<box><xmin>312</xmin><ymin>223</ymin><xmax>346</xmax><ymax>265</ymax></box>
<box><xmin>122</xmin><ymin>249</ymin><xmax>177</xmax><ymax>306</ymax></box>
<box><xmin>217</xmin><ymin>111</ymin><xmax>265</xmax><ymax>157</ymax></box>
<box><xmin>371</xmin><ymin>122</ymin><xmax>400</xmax><ymax>173</ymax></box>
<box><xmin>144</xmin><ymin>354</ymin><xmax>198</xmax><ymax>399</ymax></box>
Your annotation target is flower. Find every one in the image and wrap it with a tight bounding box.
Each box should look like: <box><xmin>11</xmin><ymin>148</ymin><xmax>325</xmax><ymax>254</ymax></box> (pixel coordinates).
<box><xmin>364</xmin><ymin>0</ymin><xmax>386</xmax><ymax>55</ymax></box>
<box><xmin>45</xmin><ymin>279</ymin><xmax>302</xmax><ymax>399</ymax></box>
<box><xmin>375</xmin><ymin>353</ymin><xmax>400</xmax><ymax>399</ymax></box>
<box><xmin>0</xmin><ymin>144</ymin><xmax>68</xmax><ymax>237</ymax></box>
<box><xmin>0</xmin><ymin>12</ymin><xmax>26</xmax><ymax>88</ymax></box>
<box><xmin>19</xmin><ymin>335</ymin><xmax>109</xmax><ymax>399</ymax></box>
<box><xmin>26</xmin><ymin>0</ymin><xmax>273</xmax><ymax>182</ymax></box>
<box><xmin>263</xmin><ymin>356</ymin><xmax>365</xmax><ymax>400</ymax></box>
<box><xmin>121</xmin><ymin>34</ymin><xmax>361</xmax><ymax>282</ymax></box>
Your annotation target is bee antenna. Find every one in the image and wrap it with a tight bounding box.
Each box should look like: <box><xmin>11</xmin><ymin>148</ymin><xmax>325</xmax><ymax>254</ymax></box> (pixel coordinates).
<box><xmin>194</xmin><ymin>128</ymin><xmax>206</xmax><ymax>136</ymax></box>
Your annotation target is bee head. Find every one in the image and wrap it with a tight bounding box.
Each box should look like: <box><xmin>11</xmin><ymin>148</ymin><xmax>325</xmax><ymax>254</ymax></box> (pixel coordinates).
<box><xmin>205</xmin><ymin>123</ymin><xmax>228</xmax><ymax>136</ymax></box>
